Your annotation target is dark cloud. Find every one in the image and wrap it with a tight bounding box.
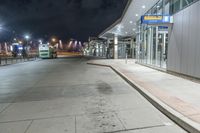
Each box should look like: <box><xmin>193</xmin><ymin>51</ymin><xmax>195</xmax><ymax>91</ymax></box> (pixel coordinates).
<box><xmin>0</xmin><ymin>0</ymin><xmax>128</xmax><ymax>41</ymax></box>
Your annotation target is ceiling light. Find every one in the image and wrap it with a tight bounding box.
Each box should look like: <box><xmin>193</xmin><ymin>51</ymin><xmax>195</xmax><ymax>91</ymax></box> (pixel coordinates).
<box><xmin>135</xmin><ymin>14</ymin><xmax>139</xmax><ymax>17</ymax></box>
<box><xmin>142</xmin><ymin>5</ymin><xmax>146</xmax><ymax>9</ymax></box>
<box><xmin>129</xmin><ymin>21</ymin><xmax>133</xmax><ymax>24</ymax></box>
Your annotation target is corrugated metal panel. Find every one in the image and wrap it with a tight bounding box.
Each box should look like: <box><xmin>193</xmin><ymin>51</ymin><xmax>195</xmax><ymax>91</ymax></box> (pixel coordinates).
<box><xmin>168</xmin><ymin>1</ymin><xmax>200</xmax><ymax>78</ymax></box>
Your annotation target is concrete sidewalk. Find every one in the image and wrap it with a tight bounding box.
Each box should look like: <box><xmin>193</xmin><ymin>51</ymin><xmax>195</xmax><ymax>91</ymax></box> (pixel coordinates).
<box><xmin>88</xmin><ymin>59</ymin><xmax>200</xmax><ymax>133</ymax></box>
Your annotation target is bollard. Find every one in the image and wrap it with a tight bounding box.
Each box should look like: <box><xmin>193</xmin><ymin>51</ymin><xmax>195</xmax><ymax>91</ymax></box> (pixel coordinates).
<box><xmin>125</xmin><ymin>53</ymin><xmax>128</xmax><ymax>64</ymax></box>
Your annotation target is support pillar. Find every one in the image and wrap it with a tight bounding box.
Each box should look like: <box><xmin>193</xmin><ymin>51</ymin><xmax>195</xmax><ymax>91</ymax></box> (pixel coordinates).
<box><xmin>5</xmin><ymin>43</ymin><xmax>8</xmax><ymax>55</ymax></box>
<box><xmin>114</xmin><ymin>35</ymin><xmax>118</xmax><ymax>59</ymax></box>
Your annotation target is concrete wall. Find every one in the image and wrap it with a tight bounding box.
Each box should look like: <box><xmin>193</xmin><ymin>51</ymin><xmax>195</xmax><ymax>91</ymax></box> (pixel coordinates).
<box><xmin>167</xmin><ymin>1</ymin><xmax>200</xmax><ymax>78</ymax></box>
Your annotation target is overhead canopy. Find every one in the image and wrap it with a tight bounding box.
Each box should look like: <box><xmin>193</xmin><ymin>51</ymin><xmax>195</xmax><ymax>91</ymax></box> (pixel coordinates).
<box><xmin>99</xmin><ymin>0</ymin><xmax>158</xmax><ymax>39</ymax></box>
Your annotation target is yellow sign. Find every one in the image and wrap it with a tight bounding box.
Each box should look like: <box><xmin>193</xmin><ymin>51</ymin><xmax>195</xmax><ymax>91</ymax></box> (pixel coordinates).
<box><xmin>144</xmin><ymin>16</ymin><xmax>163</xmax><ymax>20</ymax></box>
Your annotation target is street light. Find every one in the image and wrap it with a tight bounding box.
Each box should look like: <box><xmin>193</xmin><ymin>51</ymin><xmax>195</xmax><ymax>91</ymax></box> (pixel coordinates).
<box><xmin>25</xmin><ymin>35</ymin><xmax>30</xmax><ymax>40</ymax></box>
<box><xmin>52</xmin><ymin>38</ymin><xmax>56</xmax><ymax>42</ymax></box>
<box><xmin>23</xmin><ymin>34</ymin><xmax>30</xmax><ymax>58</ymax></box>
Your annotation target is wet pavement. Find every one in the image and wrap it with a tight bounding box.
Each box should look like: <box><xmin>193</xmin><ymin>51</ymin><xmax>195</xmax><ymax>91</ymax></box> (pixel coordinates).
<box><xmin>0</xmin><ymin>57</ymin><xmax>187</xmax><ymax>133</ymax></box>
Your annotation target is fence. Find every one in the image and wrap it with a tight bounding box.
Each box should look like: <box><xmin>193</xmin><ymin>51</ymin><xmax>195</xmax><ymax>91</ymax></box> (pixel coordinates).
<box><xmin>0</xmin><ymin>55</ymin><xmax>37</xmax><ymax>66</ymax></box>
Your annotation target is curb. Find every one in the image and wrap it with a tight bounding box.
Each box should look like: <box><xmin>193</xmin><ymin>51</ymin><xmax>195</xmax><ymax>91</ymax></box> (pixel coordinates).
<box><xmin>87</xmin><ymin>62</ymin><xmax>200</xmax><ymax>133</ymax></box>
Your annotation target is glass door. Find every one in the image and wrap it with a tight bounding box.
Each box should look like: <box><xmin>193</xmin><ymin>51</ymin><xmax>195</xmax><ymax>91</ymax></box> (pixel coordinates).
<box><xmin>158</xmin><ymin>28</ymin><xmax>168</xmax><ymax>68</ymax></box>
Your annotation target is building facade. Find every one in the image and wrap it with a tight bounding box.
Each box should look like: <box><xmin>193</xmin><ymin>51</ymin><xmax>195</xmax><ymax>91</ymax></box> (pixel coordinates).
<box><xmin>99</xmin><ymin>0</ymin><xmax>200</xmax><ymax>79</ymax></box>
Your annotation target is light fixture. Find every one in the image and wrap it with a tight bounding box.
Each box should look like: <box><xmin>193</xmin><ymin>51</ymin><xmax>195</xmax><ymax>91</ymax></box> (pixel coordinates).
<box><xmin>135</xmin><ymin>14</ymin><xmax>139</xmax><ymax>17</ymax></box>
<box><xmin>125</xmin><ymin>32</ymin><xmax>128</xmax><ymax>34</ymax></box>
<box><xmin>25</xmin><ymin>35</ymin><xmax>30</xmax><ymax>40</ymax></box>
<box><xmin>133</xmin><ymin>28</ymin><xmax>136</xmax><ymax>31</ymax></box>
<box><xmin>129</xmin><ymin>21</ymin><xmax>133</xmax><ymax>24</ymax></box>
<box><xmin>142</xmin><ymin>5</ymin><xmax>146</xmax><ymax>9</ymax></box>
<box><xmin>52</xmin><ymin>38</ymin><xmax>56</xmax><ymax>42</ymax></box>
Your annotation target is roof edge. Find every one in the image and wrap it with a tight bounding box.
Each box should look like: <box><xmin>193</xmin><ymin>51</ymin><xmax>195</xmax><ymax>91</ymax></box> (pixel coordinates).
<box><xmin>98</xmin><ymin>0</ymin><xmax>132</xmax><ymax>38</ymax></box>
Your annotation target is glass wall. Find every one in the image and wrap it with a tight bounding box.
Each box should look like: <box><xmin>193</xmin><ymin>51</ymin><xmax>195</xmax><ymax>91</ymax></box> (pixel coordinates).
<box><xmin>137</xmin><ymin>25</ymin><xmax>168</xmax><ymax>68</ymax></box>
<box><xmin>170</xmin><ymin>0</ymin><xmax>199</xmax><ymax>14</ymax></box>
<box><xmin>136</xmin><ymin>0</ymin><xmax>199</xmax><ymax>69</ymax></box>
<box><xmin>145</xmin><ymin>0</ymin><xmax>199</xmax><ymax>15</ymax></box>
<box><xmin>118</xmin><ymin>39</ymin><xmax>134</xmax><ymax>59</ymax></box>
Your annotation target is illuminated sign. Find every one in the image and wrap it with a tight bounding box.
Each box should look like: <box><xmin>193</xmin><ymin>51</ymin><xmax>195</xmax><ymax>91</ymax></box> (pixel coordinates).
<box><xmin>141</xmin><ymin>15</ymin><xmax>173</xmax><ymax>24</ymax></box>
<box><xmin>144</xmin><ymin>16</ymin><xmax>163</xmax><ymax>20</ymax></box>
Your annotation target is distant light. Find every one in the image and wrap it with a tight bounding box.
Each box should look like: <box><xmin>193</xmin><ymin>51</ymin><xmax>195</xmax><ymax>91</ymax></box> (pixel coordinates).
<box><xmin>125</xmin><ymin>32</ymin><xmax>128</xmax><ymax>34</ymax></box>
<box><xmin>142</xmin><ymin>5</ymin><xmax>146</xmax><ymax>9</ymax></box>
<box><xmin>39</xmin><ymin>40</ymin><xmax>42</xmax><ymax>44</ymax></box>
<box><xmin>13</xmin><ymin>38</ymin><xmax>17</xmax><ymax>41</ymax></box>
<box><xmin>133</xmin><ymin>28</ymin><xmax>136</xmax><ymax>31</ymax></box>
<box><xmin>10</xmin><ymin>46</ymin><xmax>13</xmax><ymax>51</ymax></box>
<box><xmin>19</xmin><ymin>41</ymin><xmax>23</xmax><ymax>44</ymax></box>
<box><xmin>129</xmin><ymin>21</ymin><xmax>133</xmax><ymax>24</ymax></box>
<box><xmin>18</xmin><ymin>47</ymin><xmax>23</xmax><ymax>50</ymax></box>
<box><xmin>25</xmin><ymin>35</ymin><xmax>30</xmax><ymax>40</ymax></box>
<box><xmin>135</xmin><ymin>14</ymin><xmax>139</xmax><ymax>17</ymax></box>
<box><xmin>157</xmin><ymin>5</ymin><xmax>160</xmax><ymax>8</ymax></box>
<box><xmin>52</xmin><ymin>38</ymin><xmax>56</xmax><ymax>42</ymax></box>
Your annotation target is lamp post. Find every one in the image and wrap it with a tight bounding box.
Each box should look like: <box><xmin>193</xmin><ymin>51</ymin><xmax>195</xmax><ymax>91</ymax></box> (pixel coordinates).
<box><xmin>23</xmin><ymin>35</ymin><xmax>30</xmax><ymax>58</ymax></box>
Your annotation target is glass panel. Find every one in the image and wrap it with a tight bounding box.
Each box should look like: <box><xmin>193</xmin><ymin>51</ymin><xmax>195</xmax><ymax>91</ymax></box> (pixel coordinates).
<box><xmin>183</xmin><ymin>0</ymin><xmax>194</xmax><ymax>8</ymax></box>
<box><xmin>151</xmin><ymin>5</ymin><xmax>158</xmax><ymax>14</ymax></box>
<box><xmin>152</xmin><ymin>27</ymin><xmax>157</xmax><ymax>66</ymax></box>
<box><xmin>169</xmin><ymin>0</ymin><xmax>180</xmax><ymax>14</ymax></box>
<box><xmin>157</xmin><ymin>0</ymin><xmax>163</xmax><ymax>15</ymax></box>
<box><xmin>164</xmin><ymin>0</ymin><xmax>170</xmax><ymax>14</ymax></box>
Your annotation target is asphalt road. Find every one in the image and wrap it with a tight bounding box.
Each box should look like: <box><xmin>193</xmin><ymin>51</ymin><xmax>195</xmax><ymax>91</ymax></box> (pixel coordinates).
<box><xmin>0</xmin><ymin>57</ymin><xmax>187</xmax><ymax>133</ymax></box>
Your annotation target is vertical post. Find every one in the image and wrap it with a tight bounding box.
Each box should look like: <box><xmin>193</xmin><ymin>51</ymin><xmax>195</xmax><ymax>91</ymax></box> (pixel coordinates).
<box><xmin>125</xmin><ymin>52</ymin><xmax>128</xmax><ymax>64</ymax></box>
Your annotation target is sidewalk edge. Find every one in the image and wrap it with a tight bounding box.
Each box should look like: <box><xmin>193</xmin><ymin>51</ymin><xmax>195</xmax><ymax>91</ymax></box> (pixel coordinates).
<box><xmin>87</xmin><ymin>62</ymin><xmax>200</xmax><ymax>133</ymax></box>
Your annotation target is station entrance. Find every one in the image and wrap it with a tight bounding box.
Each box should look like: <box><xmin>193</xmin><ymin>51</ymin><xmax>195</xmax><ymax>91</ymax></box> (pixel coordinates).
<box><xmin>140</xmin><ymin>25</ymin><xmax>169</xmax><ymax>69</ymax></box>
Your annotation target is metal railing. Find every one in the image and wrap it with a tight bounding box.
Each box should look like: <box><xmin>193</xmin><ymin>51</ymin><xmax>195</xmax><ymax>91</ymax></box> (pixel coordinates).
<box><xmin>0</xmin><ymin>55</ymin><xmax>38</xmax><ymax>66</ymax></box>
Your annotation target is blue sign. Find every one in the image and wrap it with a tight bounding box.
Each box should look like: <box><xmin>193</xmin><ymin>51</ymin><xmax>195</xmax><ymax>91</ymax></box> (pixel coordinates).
<box><xmin>141</xmin><ymin>15</ymin><xmax>173</xmax><ymax>24</ymax></box>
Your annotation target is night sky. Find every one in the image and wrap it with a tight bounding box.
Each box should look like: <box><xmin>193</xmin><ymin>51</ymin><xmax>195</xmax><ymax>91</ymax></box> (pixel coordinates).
<box><xmin>0</xmin><ymin>0</ymin><xmax>128</xmax><ymax>42</ymax></box>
